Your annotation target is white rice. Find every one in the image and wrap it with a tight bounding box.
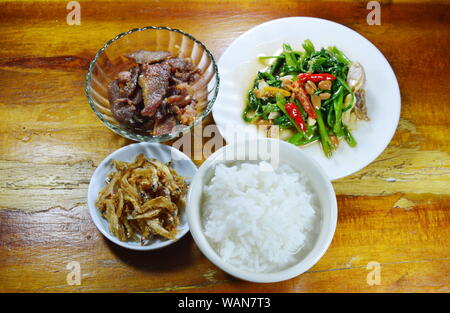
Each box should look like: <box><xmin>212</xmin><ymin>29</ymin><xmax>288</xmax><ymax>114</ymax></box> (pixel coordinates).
<box><xmin>202</xmin><ymin>161</ymin><xmax>317</xmax><ymax>273</ymax></box>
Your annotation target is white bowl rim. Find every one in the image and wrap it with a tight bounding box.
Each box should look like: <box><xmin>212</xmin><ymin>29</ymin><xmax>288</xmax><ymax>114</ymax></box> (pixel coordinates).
<box><xmin>87</xmin><ymin>142</ymin><xmax>196</xmax><ymax>251</ymax></box>
<box><xmin>186</xmin><ymin>138</ymin><xmax>338</xmax><ymax>282</ymax></box>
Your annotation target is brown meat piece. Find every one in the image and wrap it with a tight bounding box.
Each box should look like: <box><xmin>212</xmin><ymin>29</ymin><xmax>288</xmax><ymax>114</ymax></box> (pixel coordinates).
<box><xmin>117</xmin><ymin>71</ymin><xmax>131</xmax><ymax>83</ymax></box>
<box><xmin>108</xmin><ymin>67</ymin><xmax>141</xmax><ymax>124</ymax></box>
<box><xmin>108</xmin><ymin>80</ymin><xmax>123</xmax><ymax>103</ymax></box>
<box><xmin>110</xmin><ymin>98</ymin><xmax>137</xmax><ymax>124</ymax></box>
<box><xmin>167</xmin><ymin>94</ymin><xmax>190</xmax><ymax>106</ymax></box>
<box><xmin>170</xmin><ymin>104</ymin><xmax>182</xmax><ymax>116</ymax></box>
<box><xmin>166</xmin><ymin>57</ymin><xmax>194</xmax><ymax>72</ymax></box>
<box><xmin>153</xmin><ymin>115</ymin><xmax>176</xmax><ymax>136</ymax></box>
<box><xmin>126</xmin><ymin>50</ymin><xmax>171</xmax><ymax>64</ymax></box>
<box><xmin>154</xmin><ymin>100</ymin><xmax>169</xmax><ymax>121</ymax></box>
<box><xmin>127</xmin><ymin>111</ymin><xmax>155</xmax><ymax>134</ymax></box>
<box><xmin>179</xmin><ymin>103</ymin><xmax>197</xmax><ymax>125</ymax></box>
<box><xmin>165</xmin><ymin>57</ymin><xmax>200</xmax><ymax>83</ymax></box>
<box><xmin>108</xmin><ymin>67</ymin><xmax>140</xmax><ymax>101</ymax></box>
<box><xmin>130</xmin><ymin>88</ymin><xmax>143</xmax><ymax>108</ymax></box>
<box><xmin>166</xmin><ymin>84</ymin><xmax>193</xmax><ymax>107</ymax></box>
<box><xmin>138</xmin><ymin>62</ymin><xmax>171</xmax><ymax>117</ymax></box>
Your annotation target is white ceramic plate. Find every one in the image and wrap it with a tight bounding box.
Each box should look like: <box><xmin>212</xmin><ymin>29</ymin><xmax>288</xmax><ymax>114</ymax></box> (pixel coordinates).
<box><xmin>87</xmin><ymin>142</ymin><xmax>197</xmax><ymax>250</ymax></box>
<box><xmin>213</xmin><ymin>17</ymin><xmax>401</xmax><ymax>180</ymax></box>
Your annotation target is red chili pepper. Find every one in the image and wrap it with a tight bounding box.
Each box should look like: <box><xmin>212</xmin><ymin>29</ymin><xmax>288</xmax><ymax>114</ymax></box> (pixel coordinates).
<box><xmin>292</xmin><ymin>81</ymin><xmax>317</xmax><ymax>119</ymax></box>
<box><xmin>285</xmin><ymin>102</ymin><xmax>306</xmax><ymax>132</ymax></box>
<box><xmin>298</xmin><ymin>73</ymin><xmax>336</xmax><ymax>83</ymax></box>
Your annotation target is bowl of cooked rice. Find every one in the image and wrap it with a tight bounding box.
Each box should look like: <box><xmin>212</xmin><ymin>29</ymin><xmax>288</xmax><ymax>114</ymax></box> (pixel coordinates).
<box><xmin>186</xmin><ymin>138</ymin><xmax>337</xmax><ymax>282</ymax></box>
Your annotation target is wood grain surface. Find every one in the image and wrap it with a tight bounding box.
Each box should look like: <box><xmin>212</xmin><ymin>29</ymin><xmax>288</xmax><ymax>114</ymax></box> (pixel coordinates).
<box><xmin>0</xmin><ymin>0</ymin><xmax>449</xmax><ymax>293</ymax></box>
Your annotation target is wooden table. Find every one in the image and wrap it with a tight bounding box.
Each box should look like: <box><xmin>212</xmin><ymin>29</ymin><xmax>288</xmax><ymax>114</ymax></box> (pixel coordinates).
<box><xmin>0</xmin><ymin>0</ymin><xmax>449</xmax><ymax>293</ymax></box>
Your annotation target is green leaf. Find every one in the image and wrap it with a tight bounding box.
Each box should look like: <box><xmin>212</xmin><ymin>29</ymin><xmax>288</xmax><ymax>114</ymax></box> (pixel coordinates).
<box><xmin>274</xmin><ymin>115</ymin><xmax>293</xmax><ymax>128</ymax></box>
<box><xmin>302</xmin><ymin>39</ymin><xmax>315</xmax><ymax>57</ymax></box>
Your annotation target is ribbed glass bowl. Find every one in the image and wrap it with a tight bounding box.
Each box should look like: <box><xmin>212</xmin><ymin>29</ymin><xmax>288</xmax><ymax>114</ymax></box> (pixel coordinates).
<box><xmin>86</xmin><ymin>26</ymin><xmax>220</xmax><ymax>142</ymax></box>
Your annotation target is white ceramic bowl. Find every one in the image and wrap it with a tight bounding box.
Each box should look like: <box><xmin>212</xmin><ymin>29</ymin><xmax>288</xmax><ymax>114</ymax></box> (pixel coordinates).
<box><xmin>186</xmin><ymin>138</ymin><xmax>337</xmax><ymax>282</ymax></box>
<box><xmin>88</xmin><ymin>142</ymin><xmax>197</xmax><ymax>250</ymax></box>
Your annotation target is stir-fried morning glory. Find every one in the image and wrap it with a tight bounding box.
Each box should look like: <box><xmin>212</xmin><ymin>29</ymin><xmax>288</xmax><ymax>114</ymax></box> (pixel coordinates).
<box><xmin>243</xmin><ymin>40</ymin><xmax>368</xmax><ymax>157</ymax></box>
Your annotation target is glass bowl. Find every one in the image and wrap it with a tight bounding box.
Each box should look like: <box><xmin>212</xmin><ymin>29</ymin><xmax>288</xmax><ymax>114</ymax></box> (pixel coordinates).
<box><xmin>85</xmin><ymin>26</ymin><xmax>220</xmax><ymax>142</ymax></box>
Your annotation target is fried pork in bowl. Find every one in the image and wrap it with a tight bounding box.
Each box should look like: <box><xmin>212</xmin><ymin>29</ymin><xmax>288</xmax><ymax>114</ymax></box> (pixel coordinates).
<box><xmin>86</xmin><ymin>26</ymin><xmax>219</xmax><ymax>142</ymax></box>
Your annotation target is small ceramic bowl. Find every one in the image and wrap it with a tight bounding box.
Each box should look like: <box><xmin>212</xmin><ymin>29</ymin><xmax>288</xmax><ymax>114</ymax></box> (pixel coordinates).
<box><xmin>86</xmin><ymin>26</ymin><xmax>219</xmax><ymax>142</ymax></box>
<box><xmin>87</xmin><ymin>142</ymin><xmax>197</xmax><ymax>250</ymax></box>
<box><xmin>186</xmin><ymin>138</ymin><xmax>337</xmax><ymax>282</ymax></box>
